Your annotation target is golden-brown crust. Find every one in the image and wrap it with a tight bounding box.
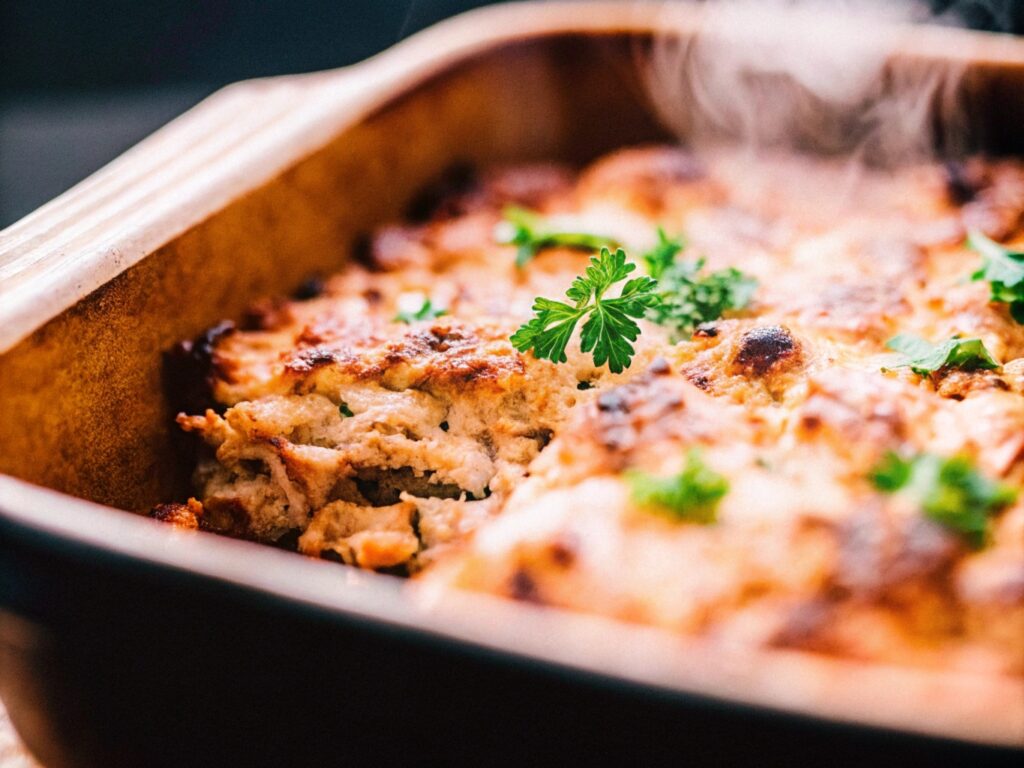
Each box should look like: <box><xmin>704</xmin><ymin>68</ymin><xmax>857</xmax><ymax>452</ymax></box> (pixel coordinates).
<box><xmin>149</xmin><ymin>498</ymin><xmax>205</xmax><ymax>530</ymax></box>
<box><xmin>155</xmin><ymin>144</ymin><xmax>1024</xmax><ymax>678</ymax></box>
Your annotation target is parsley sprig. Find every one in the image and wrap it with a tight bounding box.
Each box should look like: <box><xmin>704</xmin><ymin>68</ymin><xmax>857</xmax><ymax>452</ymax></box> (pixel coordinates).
<box><xmin>641</xmin><ymin>230</ymin><xmax>757</xmax><ymax>340</ymax></box>
<box><xmin>510</xmin><ymin>247</ymin><xmax>659</xmax><ymax>374</ymax></box>
<box><xmin>496</xmin><ymin>206</ymin><xmax>620</xmax><ymax>268</ymax></box>
<box><xmin>884</xmin><ymin>334</ymin><xmax>999</xmax><ymax>376</ymax></box>
<box><xmin>870</xmin><ymin>451</ymin><xmax>1016</xmax><ymax>548</ymax></box>
<box><xmin>967</xmin><ymin>231</ymin><xmax>1024</xmax><ymax>323</ymax></box>
<box><xmin>394</xmin><ymin>297</ymin><xmax>448</xmax><ymax>324</ymax></box>
<box><xmin>641</xmin><ymin>227</ymin><xmax>685</xmax><ymax>279</ymax></box>
<box><xmin>627</xmin><ymin>448</ymin><xmax>729</xmax><ymax>524</ymax></box>
<box><xmin>510</xmin><ymin>232</ymin><xmax>757</xmax><ymax>372</ymax></box>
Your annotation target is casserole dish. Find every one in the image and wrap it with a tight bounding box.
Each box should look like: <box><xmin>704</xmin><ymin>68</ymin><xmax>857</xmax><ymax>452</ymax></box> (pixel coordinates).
<box><xmin>0</xmin><ymin>3</ymin><xmax>1021</xmax><ymax>765</ymax></box>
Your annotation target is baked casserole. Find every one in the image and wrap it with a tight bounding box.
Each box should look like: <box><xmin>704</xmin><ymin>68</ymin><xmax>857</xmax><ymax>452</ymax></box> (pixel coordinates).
<box><xmin>153</xmin><ymin>144</ymin><xmax>1024</xmax><ymax>677</ymax></box>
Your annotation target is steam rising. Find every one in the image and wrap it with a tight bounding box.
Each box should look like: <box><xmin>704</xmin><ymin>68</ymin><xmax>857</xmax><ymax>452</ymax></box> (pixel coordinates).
<box><xmin>642</xmin><ymin>0</ymin><xmax>975</xmax><ymax>165</ymax></box>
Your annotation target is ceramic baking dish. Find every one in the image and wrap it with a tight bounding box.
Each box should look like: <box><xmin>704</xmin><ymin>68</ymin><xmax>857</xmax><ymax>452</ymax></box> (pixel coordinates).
<box><xmin>0</xmin><ymin>3</ymin><xmax>1022</xmax><ymax>765</ymax></box>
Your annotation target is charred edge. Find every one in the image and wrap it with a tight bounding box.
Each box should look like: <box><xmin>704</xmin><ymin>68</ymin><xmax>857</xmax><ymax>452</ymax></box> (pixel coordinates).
<box><xmin>528</xmin><ymin>428</ymin><xmax>554</xmax><ymax>450</ymax></box>
<box><xmin>410</xmin><ymin>507</ymin><xmax>424</xmax><ymax>550</ymax></box>
<box><xmin>405</xmin><ymin>162</ymin><xmax>479</xmax><ymax>223</ymax></box>
<box><xmin>508</xmin><ymin>568</ymin><xmax>544</xmax><ymax>604</ymax></box>
<box><xmin>943</xmin><ymin>161</ymin><xmax>982</xmax><ymax>206</ymax></box>
<box><xmin>354</xmin><ymin>468</ymin><xmax>465</xmax><ymax>507</ymax></box>
<box><xmin>375</xmin><ymin>563</ymin><xmax>413</xmax><ymax>578</ymax></box>
<box><xmin>239</xmin><ymin>298</ymin><xmax>291</xmax><ymax>331</ymax></box>
<box><xmin>157</xmin><ymin>497</ymin><xmax>253</xmax><ymax>540</ymax></box>
<box><xmin>162</xmin><ymin>320</ymin><xmax>235</xmax><ymax>418</ymax></box>
<box><xmin>271</xmin><ymin>529</ymin><xmax>302</xmax><ymax>552</ymax></box>
<box><xmin>292</xmin><ymin>275</ymin><xmax>325</xmax><ymax>301</ymax></box>
<box><xmin>149</xmin><ymin>501</ymin><xmax>202</xmax><ymax>530</ymax></box>
<box><xmin>734</xmin><ymin>325</ymin><xmax>799</xmax><ymax>376</ymax></box>
<box><xmin>685</xmin><ymin>370</ymin><xmax>711</xmax><ymax>390</ymax></box>
<box><xmin>202</xmin><ymin>497</ymin><xmax>256</xmax><ymax>539</ymax></box>
<box><xmin>284</xmin><ymin>346</ymin><xmax>338</xmax><ymax>374</ymax></box>
<box><xmin>548</xmin><ymin>534</ymin><xmax>578</xmax><ymax>568</ymax></box>
<box><xmin>350</xmin><ymin>232</ymin><xmax>376</xmax><ymax>271</ymax></box>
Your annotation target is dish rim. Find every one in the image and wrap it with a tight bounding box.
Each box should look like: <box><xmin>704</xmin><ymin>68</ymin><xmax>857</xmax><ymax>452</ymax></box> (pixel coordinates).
<box><xmin>2</xmin><ymin>473</ymin><xmax>1022</xmax><ymax>747</ymax></box>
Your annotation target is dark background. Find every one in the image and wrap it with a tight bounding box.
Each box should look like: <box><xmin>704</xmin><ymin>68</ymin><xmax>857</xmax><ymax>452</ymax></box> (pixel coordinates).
<box><xmin>2</xmin><ymin>0</ymin><xmax>1022</xmax><ymax>228</ymax></box>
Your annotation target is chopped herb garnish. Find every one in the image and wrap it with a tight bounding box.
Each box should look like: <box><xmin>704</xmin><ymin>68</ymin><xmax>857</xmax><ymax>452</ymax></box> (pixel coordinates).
<box><xmin>870</xmin><ymin>451</ymin><xmax>1017</xmax><ymax>548</ymax></box>
<box><xmin>510</xmin><ymin>247</ymin><xmax>659</xmax><ymax>374</ymax></box>
<box><xmin>869</xmin><ymin>451</ymin><xmax>913</xmax><ymax>492</ymax></box>
<box><xmin>510</xmin><ymin>230</ymin><xmax>756</xmax><ymax>371</ymax></box>
<box><xmin>884</xmin><ymin>334</ymin><xmax>999</xmax><ymax>376</ymax></box>
<box><xmin>439</xmin><ymin>420</ymin><xmax>449</xmax><ymax>432</ymax></box>
<box><xmin>967</xmin><ymin>231</ymin><xmax>1024</xmax><ymax>323</ymax></box>
<box><xmin>339</xmin><ymin>402</ymin><xmax>354</xmax><ymax>418</ymax></box>
<box><xmin>576</xmin><ymin>380</ymin><xmax>593</xmax><ymax>390</ymax></box>
<box><xmin>641</xmin><ymin>228</ymin><xmax>685</xmax><ymax>280</ymax></box>
<box><xmin>647</xmin><ymin>259</ymin><xmax>757</xmax><ymax>341</ymax></box>
<box><xmin>636</xmin><ymin>228</ymin><xmax>756</xmax><ymax>339</ymax></box>
<box><xmin>394</xmin><ymin>297</ymin><xmax>448</xmax><ymax>324</ymax></box>
<box><xmin>626</xmin><ymin>449</ymin><xmax>729</xmax><ymax>524</ymax></box>
<box><xmin>496</xmin><ymin>206</ymin><xmax>620</xmax><ymax>268</ymax></box>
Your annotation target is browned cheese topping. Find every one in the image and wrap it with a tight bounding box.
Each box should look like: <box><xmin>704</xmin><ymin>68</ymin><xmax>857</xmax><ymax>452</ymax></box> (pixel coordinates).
<box><xmin>153</xmin><ymin>146</ymin><xmax>1024</xmax><ymax>676</ymax></box>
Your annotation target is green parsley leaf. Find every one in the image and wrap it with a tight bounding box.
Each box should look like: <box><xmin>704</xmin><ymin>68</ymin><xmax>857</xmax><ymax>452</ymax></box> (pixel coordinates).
<box><xmin>496</xmin><ymin>206</ymin><xmax>620</xmax><ymax>268</ymax></box>
<box><xmin>626</xmin><ymin>448</ymin><xmax>729</xmax><ymax>524</ymax></box>
<box><xmin>884</xmin><ymin>334</ymin><xmax>999</xmax><ymax>376</ymax></box>
<box><xmin>641</xmin><ymin>228</ymin><xmax>685</xmax><ymax>280</ymax></box>
<box><xmin>968</xmin><ymin>231</ymin><xmax>1024</xmax><ymax>323</ymax></box>
<box><xmin>339</xmin><ymin>402</ymin><xmax>354</xmax><ymax>418</ymax></box>
<box><xmin>869</xmin><ymin>450</ymin><xmax>912</xmax><ymax>491</ymax></box>
<box><xmin>645</xmin><ymin>250</ymin><xmax>757</xmax><ymax>341</ymax></box>
<box><xmin>394</xmin><ymin>297</ymin><xmax>448</xmax><ymax>324</ymax></box>
<box><xmin>870</xmin><ymin>451</ymin><xmax>1017</xmax><ymax>548</ymax></box>
<box><xmin>510</xmin><ymin>247</ymin><xmax>659</xmax><ymax>374</ymax></box>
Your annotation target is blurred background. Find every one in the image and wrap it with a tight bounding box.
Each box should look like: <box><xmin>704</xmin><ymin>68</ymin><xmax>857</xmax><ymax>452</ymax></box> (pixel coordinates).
<box><xmin>1</xmin><ymin>0</ymin><xmax>1022</xmax><ymax>228</ymax></box>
